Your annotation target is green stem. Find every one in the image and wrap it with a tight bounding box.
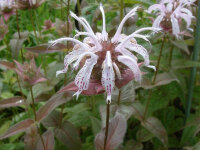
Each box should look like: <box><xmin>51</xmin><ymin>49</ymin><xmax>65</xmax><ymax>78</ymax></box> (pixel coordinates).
<box><xmin>120</xmin><ymin>0</ymin><xmax>124</xmax><ymax>21</ymax></box>
<box><xmin>103</xmin><ymin>101</ymin><xmax>110</xmax><ymax>150</ymax></box>
<box><xmin>144</xmin><ymin>35</ymin><xmax>166</xmax><ymax>119</ymax></box>
<box><xmin>29</xmin><ymin>10</ymin><xmax>39</xmax><ymax>44</ymax></box>
<box><xmin>30</xmin><ymin>87</ymin><xmax>46</xmax><ymax>150</ymax></box>
<box><xmin>184</xmin><ymin>1</ymin><xmax>200</xmax><ymax>124</ymax></box>
<box><xmin>168</xmin><ymin>44</ymin><xmax>174</xmax><ymax>67</ymax></box>
<box><xmin>152</xmin><ymin>35</ymin><xmax>166</xmax><ymax>84</ymax></box>
<box><xmin>117</xmin><ymin>90</ymin><xmax>121</xmax><ymax>105</ymax></box>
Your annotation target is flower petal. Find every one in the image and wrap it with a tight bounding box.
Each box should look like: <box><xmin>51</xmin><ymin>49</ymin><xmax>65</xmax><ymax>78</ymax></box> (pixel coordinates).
<box><xmin>101</xmin><ymin>51</ymin><xmax>115</xmax><ymax>103</ymax></box>
<box><xmin>73</xmin><ymin>57</ymin><xmax>98</xmax><ymax>99</ymax></box>
<box><xmin>118</xmin><ymin>55</ymin><xmax>141</xmax><ymax>82</ymax></box>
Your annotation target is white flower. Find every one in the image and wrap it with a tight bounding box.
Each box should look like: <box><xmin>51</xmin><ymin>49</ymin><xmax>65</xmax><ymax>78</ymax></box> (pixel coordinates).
<box><xmin>50</xmin><ymin>5</ymin><xmax>160</xmax><ymax>103</ymax></box>
<box><xmin>0</xmin><ymin>0</ymin><xmax>14</xmax><ymax>10</ymax></box>
<box><xmin>148</xmin><ymin>0</ymin><xmax>195</xmax><ymax>38</ymax></box>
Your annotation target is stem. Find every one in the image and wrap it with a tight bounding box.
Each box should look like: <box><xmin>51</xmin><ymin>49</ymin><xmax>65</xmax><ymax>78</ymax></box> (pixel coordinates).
<box><xmin>103</xmin><ymin>101</ymin><xmax>110</xmax><ymax>150</ymax></box>
<box><xmin>117</xmin><ymin>90</ymin><xmax>121</xmax><ymax>105</ymax></box>
<box><xmin>152</xmin><ymin>35</ymin><xmax>166</xmax><ymax>84</ymax></box>
<box><xmin>168</xmin><ymin>44</ymin><xmax>174</xmax><ymax>67</ymax></box>
<box><xmin>30</xmin><ymin>87</ymin><xmax>46</xmax><ymax>150</ymax></box>
<box><xmin>184</xmin><ymin>1</ymin><xmax>200</xmax><ymax>124</ymax></box>
<box><xmin>29</xmin><ymin>9</ymin><xmax>39</xmax><ymax>44</ymax></box>
<box><xmin>144</xmin><ymin>35</ymin><xmax>166</xmax><ymax>119</ymax></box>
<box><xmin>120</xmin><ymin>0</ymin><xmax>124</xmax><ymax>21</ymax></box>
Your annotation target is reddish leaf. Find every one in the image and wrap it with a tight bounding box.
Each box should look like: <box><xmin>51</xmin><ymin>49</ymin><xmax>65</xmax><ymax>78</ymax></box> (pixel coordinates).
<box><xmin>59</xmin><ymin>80</ymin><xmax>105</xmax><ymax>95</ymax></box>
<box><xmin>36</xmin><ymin>93</ymin><xmax>72</xmax><ymax>122</ymax></box>
<box><xmin>54</xmin><ymin>121</ymin><xmax>82</xmax><ymax>150</ymax></box>
<box><xmin>26</xmin><ymin>43</ymin><xmax>68</xmax><ymax>54</ymax></box>
<box><xmin>0</xmin><ymin>119</ymin><xmax>34</xmax><ymax>140</ymax></box>
<box><xmin>24</xmin><ymin>126</ymin><xmax>40</xmax><ymax>150</ymax></box>
<box><xmin>42</xmin><ymin>111</ymin><xmax>62</xmax><ymax>128</ymax></box>
<box><xmin>0</xmin><ymin>61</ymin><xmax>15</xmax><ymax>70</ymax></box>
<box><xmin>0</xmin><ymin>96</ymin><xmax>25</xmax><ymax>109</ymax></box>
<box><xmin>115</xmin><ymin>69</ymin><xmax>134</xmax><ymax>89</ymax></box>
<box><xmin>37</xmin><ymin>130</ymin><xmax>55</xmax><ymax>150</ymax></box>
<box><xmin>95</xmin><ymin>115</ymin><xmax>127</xmax><ymax>150</ymax></box>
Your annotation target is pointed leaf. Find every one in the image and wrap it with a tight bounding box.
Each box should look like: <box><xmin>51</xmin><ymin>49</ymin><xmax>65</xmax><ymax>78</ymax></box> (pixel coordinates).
<box><xmin>0</xmin><ymin>97</ymin><xmax>25</xmax><ymax>109</ymax></box>
<box><xmin>0</xmin><ymin>119</ymin><xmax>34</xmax><ymax>140</ymax></box>
<box><xmin>131</xmin><ymin>101</ymin><xmax>145</xmax><ymax>121</ymax></box>
<box><xmin>95</xmin><ymin>115</ymin><xmax>127</xmax><ymax>150</ymax></box>
<box><xmin>26</xmin><ymin>43</ymin><xmax>68</xmax><ymax>54</ymax></box>
<box><xmin>37</xmin><ymin>130</ymin><xmax>55</xmax><ymax>150</ymax></box>
<box><xmin>170</xmin><ymin>39</ymin><xmax>190</xmax><ymax>54</ymax></box>
<box><xmin>0</xmin><ymin>61</ymin><xmax>15</xmax><ymax>70</ymax></box>
<box><xmin>90</xmin><ymin>116</ymin><xmax>101</xmax><ymax>135</ymax></box>
<box><xmin>36</xmin><ymin>93</ymin><xmax>72</xmax><ymax>122</ymax></box>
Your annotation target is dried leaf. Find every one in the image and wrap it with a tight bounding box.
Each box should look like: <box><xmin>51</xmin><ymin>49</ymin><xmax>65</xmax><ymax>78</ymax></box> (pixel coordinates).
<box><xmin>37</xmin><ymin>130</ymin><xmax>54</xmax><ymax>150</ymax></box>
<box><xmin>36</xmin><ymin>93</ymin><xmax>72</xmax><ymax>122</ymax></box>
<box><xmin>0</xmin><ymin>61</ymin><xmax>15</xmax><ymax>70</ymax></box>
<box><xmin>95</xmin><ymin>115</ymin><xmax>127</xmax><ymax>150</ymax></box>
<box><xmin>54</xmin><ymin>121</ymin><xmax>82</xmax><ymax>150</ymax></box>
<box><xmin>0</xmin><ymin>119</ymin><xmax>34</xmax><ymax>140</ymax></box>
<box><xmin>0</xmin><ymin>96</ymin><xmax>25</xmax><ymax>109</ymax></box>
<box><xmin>141</xmin><ymin>117</ymin><xmax>168</xmax><ymax>147</ymax></box>
<box><xmin>24</xmin><ymin>126</ymin><xmax>40</xmax><ymax>150</ymax></box>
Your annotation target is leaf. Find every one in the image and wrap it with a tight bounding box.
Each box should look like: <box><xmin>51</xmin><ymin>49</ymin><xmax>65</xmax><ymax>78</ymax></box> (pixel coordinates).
<box><xmin>116</xmin><ymin>105</ymin><xmax>134</xmax><ymax>120</ymax></box>
<box><xmin>0</xmin><ymin>119</ymin><xmax>34</xmax><ymax>140</ymax></box>
<box><xmin>0</xmin><ymin>96</ymin><xmax>25</xmax><ymax>109</ymax></box>
<box><xmin>125</xmin><ymin>140</ymin><xmax>143</xmax><ymax>150</ymax></box>
<box><xmin>172</xmin><ymin>59</ymin><xmax>200</xmax><ymax>69</ymax></box>
<box><xmin>24</xmin><ymin>126</ymin><xmax>40</xmax><ymax>150</ymax></box>
<box><xmin>184</xmin><ymin>142</ymin><xmax>200</xmax><ymax>150</ymax></box>
<box><xmin>10</xmin><ymin>31</ymin><xmax>29</xmax><ymax>59</ymax></box>
<box><xmin>42</xmin><ymin>110</ymin><xmax>62</xmax><ymax>128</ymax></box>
<box><xmin>36</xmin><ymin>93</ymin><xmax>72</xmax><ymax>122</ymax></box>
<box><xmin>0</xmin><ymin>61</ymin><xmax>15</xmax><ymax>70</ymax></box>
<box><xmin>136</xmin><ymin>128</ymin><xmax>154</xmax><ymax>142</ymax></box>
<box><xmin>137</xmin><ymin>73</ymin><xmax>178</xmax><ymax>89</ymax></box>
<box><xmin>37</xmin><ymin>129</ymin><xmax>55</xmax><ymax>150</ymax></box>
<box><xmin>95</xmin><ymin>115</ymin><xmax>127</xmax><ymax>150</ymax></box>
<box><xmin>180</xmin><ymin>126</ymin><xmax>198</xmax><ymax>146</ymax></box>
<box><xmin>131</xmin><ymin>101</ymin><xmax>145</xmax><ymax>121</ymax></box>
<box><xmin>112</xmin><ymin>82</ymin><xmax>135</xmax><ymax>103</ymax></box>
<box><xmin>170</xmin><ymin>39</ymin><xmax>190</xmax><ymax>54</ymax></box>
<box><xmin>26</xmin><ymin>43</ymin><xmax>67</xmax><ymax>54</ymax></box>
<box><xmin>90</xmin><ymin>116</ymin><xmax>101</xmax><ymax>135</ymax></box>
<box><xmin>99</xmin><ymin>105</ymin><xmax>118</xmax><ymax>128</ymax></box>
<box><xmin>141</xmin><ymin>117</ymin><xmax>168</xmax><ymax>147</ymax></box>
<box><xmin>54</xmin><ymin>121</ymin><xmax>82</xmax><ymax>150</ymax></box>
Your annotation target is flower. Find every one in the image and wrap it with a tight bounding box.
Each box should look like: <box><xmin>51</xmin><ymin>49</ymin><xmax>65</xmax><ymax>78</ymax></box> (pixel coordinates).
<box><xmin>148</xmin><ymin>0</ymin><xmax>195</xmax><ymax>38</ymax></box>
<box><xmin>50</xmin><ymin>5</ymin><xmax>160</xmax><ymax>103</ymax></box>
<box><xmin>0</xmin><ymin>0</ymin><xmax>15</xmax><ymax>21</ymax></box>
<box><xmin>14</xmin><ymin>59</ymin><xmax>47</xmax><ymax>87</ymax></box>
<box><xmin>16</xmin><ymin>0</ymin><xmax>45</xmax><ymax>10</ymax></box>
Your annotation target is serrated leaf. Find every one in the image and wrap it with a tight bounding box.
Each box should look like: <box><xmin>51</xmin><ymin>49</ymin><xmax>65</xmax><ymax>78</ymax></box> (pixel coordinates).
<box><xmin>95</xmin><ymin>115</ymin><xmax>127</xmax><ymax>150</ymax></box>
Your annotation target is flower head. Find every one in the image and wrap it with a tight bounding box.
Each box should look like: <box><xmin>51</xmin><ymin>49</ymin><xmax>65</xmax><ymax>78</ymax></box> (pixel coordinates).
<box><xmin>14</xmin><ymin>59</ymin><xmax>47</xmax><ymax>87</ymax></box>
<box><xmin>16</xmin><ymin>0</ymin><xmax>45</xmax><ymax>10</ymax></box>
<box><xmin>51</xmin><ymin>5</ymin><xmax>159</xmax><ymax>103</ymax></box>
<box><xmin>0</xmin><ymin>0</ymin><xmax>15</xmax><ymax>21</ymax></box>
<box><xmin>148</xmin><ymin>0</ymin><xmax>195</xmax><ymax>38</ymax></box>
